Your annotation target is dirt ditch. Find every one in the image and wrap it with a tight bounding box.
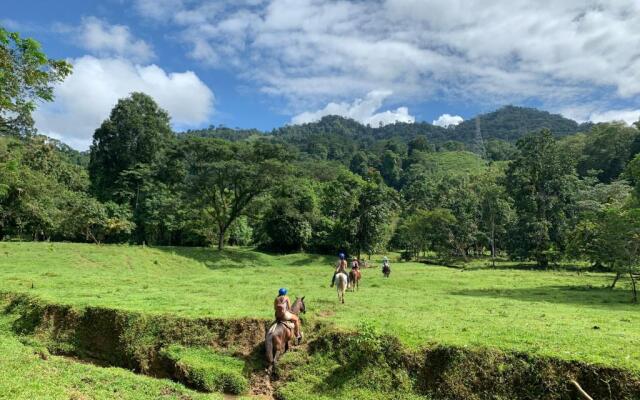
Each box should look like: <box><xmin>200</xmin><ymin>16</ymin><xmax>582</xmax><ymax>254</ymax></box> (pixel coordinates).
<box><xmin>3</xmin><ymin>292</ymin><xmax>640</xmax><ymax>399</ymax></box>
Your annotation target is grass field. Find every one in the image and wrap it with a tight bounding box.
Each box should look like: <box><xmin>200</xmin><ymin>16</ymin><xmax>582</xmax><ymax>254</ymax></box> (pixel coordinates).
<box><xmin>0</xmin><ymin>307</ymin><xmax>222</xmax><ymax>400</ymax></box>
<box><xmin>0</xmin><ymin>241</ymin><xmax>639</xmax><ymax>374</ymax></box>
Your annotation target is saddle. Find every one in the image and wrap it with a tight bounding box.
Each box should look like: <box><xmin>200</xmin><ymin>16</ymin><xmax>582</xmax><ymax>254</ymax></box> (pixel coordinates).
<box><xmin>268</xmin><ymin>320</ymin><xmax>295</xmax><ymax>334</ymax></box>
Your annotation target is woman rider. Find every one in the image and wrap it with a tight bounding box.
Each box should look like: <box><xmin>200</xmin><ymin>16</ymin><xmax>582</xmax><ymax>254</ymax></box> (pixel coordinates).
<box><xmin>330</xmin><ymin>253</ymin><xmax>349</xmax><ymax>287</ymax></box>
<box><xmin>274</xmin><ymin>288</ymin><xmax>302</xmax><ymax>344</ymax></box>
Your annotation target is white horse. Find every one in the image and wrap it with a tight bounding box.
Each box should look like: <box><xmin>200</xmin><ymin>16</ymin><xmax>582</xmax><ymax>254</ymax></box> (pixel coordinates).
<box><xmin>334</xmin><ymin>272</ymin><xmax>348</xmax><ymax>304</ymax></box>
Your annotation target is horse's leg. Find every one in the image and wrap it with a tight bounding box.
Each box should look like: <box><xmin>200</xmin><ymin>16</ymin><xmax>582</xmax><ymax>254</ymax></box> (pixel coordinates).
<box><xmin>265</xmin><ymin>332</ymin><xmax>274</xmax><ymax>367</ymax></box>
<box><xmin>272</xmin><ymin>336</ymin><xmax>283</xmax><ymax>371</ymax></box>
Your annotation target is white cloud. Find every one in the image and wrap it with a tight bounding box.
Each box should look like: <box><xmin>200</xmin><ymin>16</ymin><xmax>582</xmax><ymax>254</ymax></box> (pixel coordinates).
<box><xmin>588</xmin><ymin>109</ymin><xmax>640</xmax><ymax>125</ymax></box>
<box><xmin>34</xmin><ymin>56</ymin><xmax>214</xmax><ymax>150</ymax></box>
<box><xmin>432</xmin><ymin>114</ymin><xmax>464</xmax><ymax>128</ymax></box>
<box><xmin>291</xmin><ymin>90</ymin><xmax>414</xmax><ymax>126</ymax></box>
<box><xmin>561</xmin><ymin>106</ymin><xmax>640</xmax><ymax>126</ymax></box>
<box><xmin>134</xmin><ymin>0</ymin><xmax>640</xmax><ymax>117</ymax></box>
<box><xmin>78</xmin><ymin>17</ymin><xmax>154</xmax><ymax>62</ymax></box>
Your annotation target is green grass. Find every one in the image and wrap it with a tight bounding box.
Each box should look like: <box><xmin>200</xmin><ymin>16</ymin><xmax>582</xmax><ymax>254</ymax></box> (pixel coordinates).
<box><xmin>274</xmin><ymin>351</ymin><xmax>425</xmax><ymax>400</ymax></box>
<box><xmin>0</xmin><ymin>306</ymin><xmax>221</xmax><ymax>400</ymax></box>
<box><xmin>160</xmin><ymin>345</ymin><xmax>248</xmax><ymax>394</ymax></box>
<box><xmin>0</xmin><ymin>242</ymin><xmax>639</xmax><ymax>372</ymax></box>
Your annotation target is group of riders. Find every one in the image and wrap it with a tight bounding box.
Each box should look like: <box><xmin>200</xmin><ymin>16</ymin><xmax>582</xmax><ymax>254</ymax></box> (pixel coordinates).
<box><xmin>272</xmin><ymin>253</ymin><xmax>391</xmax><ymax>345</ymax></box>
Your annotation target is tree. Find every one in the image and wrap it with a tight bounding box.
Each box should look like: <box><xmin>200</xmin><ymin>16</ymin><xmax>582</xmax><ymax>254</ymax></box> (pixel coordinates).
<box><xmin>477</xmin><ymin>174</ymin><xmax>514</xmax><ymax>266</ymax></box>
<box><xmin>352</xmin><ymin>182</ymin><xmax>397</xmax><ymax>258</ymax></box>
<box><xmin>577</xmin><ymin>123</ymin><xmax>639</xmax><ymax>183</ymax></box>
<box><xmin>182</xmin><ymin>137</ymin><xmax>287</xmax><ymax>249</ymax></box>
<box><xmin>0</xmin><ymin>27</ymin><xmax>71</xmax><ymax>135</ymax></box>
<box><xmin>88</xmin><ymin>92</ymin><xmax>174</xmax><ymax>201</ymax></box>
<box><xmin>408</xmin><ymin>136</ymin><xmax>433</xmax><ymax>155</ymax></box>
<box><xmin>505</xmin><ymin>130</ymin><xmax>577</xmax><ymax>268</ymax></box>
<box><xmin>625</xmin><ymin>154</ymin><xmax>640</xmax><ymax>201</ymax></box>
<box><xmin>485</xmin><ymin>139</ymin><xmax>517</xmax><ymax>161</ymax></box>
<box><xmin>395</xmin><ymin>209</ymin><xmax>456</xmax><ymax>260</ymax></box>
<box><xmin>569</xmin><ymin>208</ymin><xmax>640</xmax><ymax>300</ymax></box>
<box><xmin>260</xmin><ymin>178</ymin><xmax>317</xmax><ymax>252</ymax></box>
<box><xmin>380</xmin><ymin>150</ymin><xmax>402</xmax><ymax>188</ymax></box>
<box><xmin>315</xmin><ymin>169</ymin><xmax>366</xmax><ymax>253</ymax></box>
<box><xmin>349</xmin><ymin>151</ymin><xmax>370</xmax><ymax>177</ymax></box>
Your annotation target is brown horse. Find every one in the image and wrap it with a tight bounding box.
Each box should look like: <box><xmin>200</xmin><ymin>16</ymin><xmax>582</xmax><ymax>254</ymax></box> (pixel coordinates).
<box><xmin>265</xmin><ymin>297</ymin><xmax>306</xmax><ymax>373</ymax></box>
<box><xmin>348</xmin><ymin>268</ymin><xmax>361</xmax><ymax>291</ymax></box>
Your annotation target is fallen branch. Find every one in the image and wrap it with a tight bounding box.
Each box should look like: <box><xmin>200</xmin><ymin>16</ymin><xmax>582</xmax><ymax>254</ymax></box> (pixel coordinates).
<box><xmin>570</xmin><ymin>379</ymin><xmax>594</xmax><ymax>400</ymax></box>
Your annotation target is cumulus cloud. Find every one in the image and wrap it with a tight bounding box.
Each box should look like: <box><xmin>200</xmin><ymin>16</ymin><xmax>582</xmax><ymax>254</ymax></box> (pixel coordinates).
<box><xmin>432</xmin><ymin>114</ymin><xmax>464</xmax><ymax>128</ymax></box>
<box><xmin>34</xmin><ymin>56</ymin><xmax>214</xmax><ymax>150</ymax></box>
<box><xmin>291</xmin><ymin>90</ymin><xmax>414</xmax><ymax>126</ymax></box>
<box><xmin>561</xmin><ymin>105</ymin><xmax>640</xmax><ymax>126</ymax></box>
<box><xmin>78</xmin><ymin>17</ymin><xmax>154</xmax><ymax>62</ymax></box>
<box><xmin>134</xmin><ymin>0</ymin><xmax>640</xmax><ymax>117</ymax></box>
<box><xmin>588</xmin><ymin>109</ymin><xmax>640</xmax><ymax>125</ymax></box>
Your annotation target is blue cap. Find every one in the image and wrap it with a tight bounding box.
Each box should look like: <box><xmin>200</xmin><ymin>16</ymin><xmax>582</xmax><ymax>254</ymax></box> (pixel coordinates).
<box><xmin>339</xmin><ymin>253</ymin><xmax>345</xmax><ymax>259</ymax></box>
<box><xmin>279</xmin><ymin>288</ymin><xmax>287</xmax><ymax>296</ymax></box>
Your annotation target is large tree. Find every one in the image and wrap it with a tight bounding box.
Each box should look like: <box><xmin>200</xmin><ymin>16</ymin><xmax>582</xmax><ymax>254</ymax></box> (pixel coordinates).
<box><xmin>182</xmin><ymin>137</ymin><xmax>287</xmax><ymax>249</ymax></box>
<box><xmin>477</xmin><ymin>173</ymin><xmax>514</xmax><ymax>266</ymax></box>
<box><xmin>352</xmin><ymin>182</ymin><xmax>397</xmax><ymax>259</ymax></box>
<box><xmin>0</xmin><ymin>27</ymin><xmax>71</xmax><ymax>135</ymax></box>
<box><xmin>577</xmin><ymin>123</ymin><xmax>639</xmax><ymax>183</ymax></box>
<box><xmin>88</xmin><ymin>92</ymin><xmax>174</xmax><ymax>201</ymax></box>
<box><xmin>505</xmin><ymin>129</ymin><xmax>577</xmax><ymax>268</ymax></box>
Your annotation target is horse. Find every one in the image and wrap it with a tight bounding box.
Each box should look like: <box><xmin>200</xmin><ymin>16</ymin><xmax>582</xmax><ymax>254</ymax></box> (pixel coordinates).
<box><xmin>335</xmin><ymin>272</ymin><xmax>348</xmax><ymax>303</ymax></box>
<box><xmin>265</xmin><ymin>297</ymin><xmax>306</xmax><ymax>373</ymax></box>
<box><xmin>348</xmin><ymin>268</ymin><xmax>361</xmax><ymax>291</ymax></box>
<box><xmin>382</xmin><ymin>264</ymin><xmax>391</xmax><ymax>278</ymax></box>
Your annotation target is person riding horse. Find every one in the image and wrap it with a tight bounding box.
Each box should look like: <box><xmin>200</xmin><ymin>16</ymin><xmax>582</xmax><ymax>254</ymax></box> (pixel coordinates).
<box><xmin>274</xmin><ymin>288</ymin><xmax>302</xmax><ymax>344</ymax></box>
<box><xmin>330</xmin><ymin>253</ymin><xmax>349</xmax><ymax>287</ymax></box>
<box><xmin>382</xmin><ymin>256</ymin><xmax>391</xmax><ymax>277</ymax></box>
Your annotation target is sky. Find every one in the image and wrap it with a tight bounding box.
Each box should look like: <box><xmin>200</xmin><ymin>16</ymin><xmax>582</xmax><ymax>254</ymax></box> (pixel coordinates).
<box><xmin>3</xmin><ymin>0</ymin><xmax>640</xmax><ymax>150</ymax></box>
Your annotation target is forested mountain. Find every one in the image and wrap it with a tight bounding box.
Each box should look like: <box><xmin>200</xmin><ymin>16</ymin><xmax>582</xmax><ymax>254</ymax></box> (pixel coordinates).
<box><xmin>181</xmin><ymin>106</ymin><xmax>591</xmax><ymax>157</ymax></box>
<box><xmin>450</xmin><ymin>105</ymin><xmax>593</xmax><ymax>143</ymax></box>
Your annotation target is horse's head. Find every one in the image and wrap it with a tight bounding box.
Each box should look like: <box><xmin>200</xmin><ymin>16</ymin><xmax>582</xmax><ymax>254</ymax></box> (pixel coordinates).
<box><xmin>299</xmin><ymin>296</ymin><xmax>306</xmax><ymax>314</ymax></box>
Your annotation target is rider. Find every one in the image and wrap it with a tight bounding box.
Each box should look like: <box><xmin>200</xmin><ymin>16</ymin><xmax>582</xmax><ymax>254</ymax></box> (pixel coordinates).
<box><xmin>274</xmin><ymin>288</ymin><xmax>302</xmax><ymax>344</ymax></box>
<box><xmin>351</xmin><ymin>256</ymin><xmax>360</xmax><ymax>270</ymax></box>
<box><xmin>330</xmin><ymin>253</ymin><xmax>349</xmax><ymax>287</ymax></box>
<box><xmin>382</xmin><ymin>256</ymin><xmax>390</xmax><ymax>269</ymax></box>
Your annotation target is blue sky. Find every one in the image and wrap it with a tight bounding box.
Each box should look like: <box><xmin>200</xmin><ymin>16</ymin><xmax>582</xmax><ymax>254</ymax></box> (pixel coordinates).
<box><xmin>3</xmin><ymin>0</ymin><xmax>640</xmax><ymax>149</ymax></box>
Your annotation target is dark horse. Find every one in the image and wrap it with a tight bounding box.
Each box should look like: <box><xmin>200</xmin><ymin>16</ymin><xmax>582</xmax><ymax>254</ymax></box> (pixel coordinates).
<box><xmin>265</xmin><ymin>297</ymin><xmax>306</xmax><ymax>373</ymax></box>
<box><xmin>382</xmin><ymin>264</ymin><xmax>391</xmax><ymax>278</ymax></box>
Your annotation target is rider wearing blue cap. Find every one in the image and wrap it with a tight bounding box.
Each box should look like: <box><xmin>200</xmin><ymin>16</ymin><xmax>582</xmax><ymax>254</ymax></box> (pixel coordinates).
<box><xmin>330</xmin><ymin>253</ymin><xmax>349</xmax><ymax>287</ymax></box>
<box><xmin>274</xmin><ymin>288</ymin><xmax>302</xmax><ymax>343</ymax></box>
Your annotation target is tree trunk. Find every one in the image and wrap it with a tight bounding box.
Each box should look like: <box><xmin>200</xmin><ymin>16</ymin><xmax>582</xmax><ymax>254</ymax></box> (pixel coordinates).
<box><xmin>537</xmin><ymin>254</ymin><xmax>549</xmax><ymax>269</ymax></box>
<box><xmin>630</xmin><ymin>272</ymin><xmax>637</xmax><ymax>303</ymax></box>
<box><xmin>491</xmin><ymin>224</ymin><xmax>496</xmax><ymax>268</ymax></box>
<box><xmin>217</xmin><ymin>229</ymin><xmax>225</xmax><ymax>250</ymax></box>
<box><xmin>610</xmin><ymin>271</ymin><xmax>621</xmax><ymax>289</ymax></box>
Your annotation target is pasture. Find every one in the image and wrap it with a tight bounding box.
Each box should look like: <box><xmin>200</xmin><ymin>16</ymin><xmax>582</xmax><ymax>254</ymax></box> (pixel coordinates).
<box><xmin>0</xmin><ymin>241</ymin><xmax>638</xmax><ymax>373</ymax></box>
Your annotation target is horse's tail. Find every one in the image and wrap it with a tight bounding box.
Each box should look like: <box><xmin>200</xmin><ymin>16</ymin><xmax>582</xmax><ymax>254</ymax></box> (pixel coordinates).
<box><xmin>265</xmin><ymin>331</ymin><xmax>274</xmax><ymax>365</ymax></box>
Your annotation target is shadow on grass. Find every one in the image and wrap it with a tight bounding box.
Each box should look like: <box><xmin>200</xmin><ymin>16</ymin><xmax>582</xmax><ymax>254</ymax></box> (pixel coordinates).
<box><xmin>287</xmin><ymin>254</ymin><xmax>334</xmax><ymax>268</ymax></box>
<box><xmin>154</xmin><ymin>246</ymin><xmax>267</xmax><ymax>270</ymax></box>
<box><xmin>451</xmin><ymin>284</ymin><xmax>637</xmax><ymax>308</ymax></box>
<box><xmin>467</xmin><ymin>263</ymin><xmax>595</xmax><ymax>273</ymax></box>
